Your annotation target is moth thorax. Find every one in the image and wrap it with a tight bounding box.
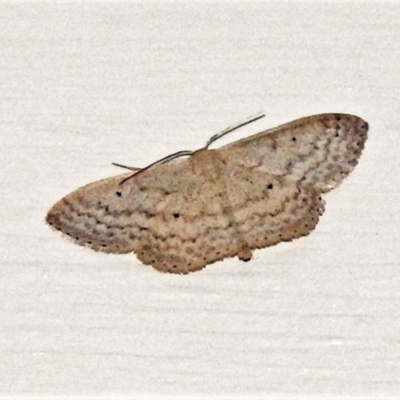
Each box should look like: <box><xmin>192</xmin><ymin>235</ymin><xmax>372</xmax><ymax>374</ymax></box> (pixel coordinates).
<box><xmin>190</xmin><ymin>148</ymin><xmax>225</xmax><ymax>177</ymax></box>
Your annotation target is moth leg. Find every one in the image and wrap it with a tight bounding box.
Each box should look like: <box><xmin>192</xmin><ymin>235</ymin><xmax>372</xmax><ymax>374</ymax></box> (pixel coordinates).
<box><xmin>237</xmin><ymin>246</ymin><xmax>253</xmax><ymax>262</ymax></box>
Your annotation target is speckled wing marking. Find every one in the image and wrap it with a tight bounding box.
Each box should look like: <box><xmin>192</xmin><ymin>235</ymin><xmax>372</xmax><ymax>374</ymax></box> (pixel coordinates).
<box><xmin>46</xmin><ymin>113</ymin><xmax>368</xmax><ymax>274</ymax></box>
<box><xmin>219</xmin><ymin>113</ymin><xmax>368</xmax><ymax>192</ymax></box>
<box><xmin>46</xmin><ymin>150</ymin><xmax>324</xmax><ymax>274</ymax></box>
<box><xmin>134</xmin><ymin>157</ymin><xmax>325</xmax><ymax>273</ymax></box>
<box><xmin>46</xmin><ymin>160</ymin><xmax>194</xmax><ymax>255</ymax></box>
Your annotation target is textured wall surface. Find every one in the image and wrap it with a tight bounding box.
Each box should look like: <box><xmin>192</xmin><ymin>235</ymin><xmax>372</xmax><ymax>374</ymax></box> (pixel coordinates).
<box><xmin>1</xmin><ymin>2</ymin><xmax>399</xmax><ymax>397</ymax></box>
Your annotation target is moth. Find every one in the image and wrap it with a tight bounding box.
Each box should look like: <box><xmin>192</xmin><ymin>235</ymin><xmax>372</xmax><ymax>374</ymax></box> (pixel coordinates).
<box><xmin>46</xmin><ymin>113</ymin><xmax>368</xmax><ymax>273</ymax></box>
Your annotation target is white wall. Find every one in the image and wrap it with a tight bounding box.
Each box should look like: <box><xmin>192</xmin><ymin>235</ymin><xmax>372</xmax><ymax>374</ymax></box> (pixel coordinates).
<box><xmin>1</xmin><ymin>2</ymin><xmax>399</xmax><ymax>397</ymax></box>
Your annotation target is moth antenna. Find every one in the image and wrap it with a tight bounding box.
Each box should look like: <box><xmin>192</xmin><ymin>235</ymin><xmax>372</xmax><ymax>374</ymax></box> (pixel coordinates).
<box><xmin>118</xmin><ymin>112</ymin><xmax>264</xmax><ymax>185</ymax></box>
<box><xmin>119</xmin><ymin>150</ymin><xmax>193</xmax><ymax>185</ymax></box>
<box><xmin>112</xmin><ymin>162</ymin><xmax>140</xmax><ymax>171</ymax></box>
<box><xmin>205</xmin><ymin>111</ymin><xmax>265</xmax><ymax>149</ymax></box>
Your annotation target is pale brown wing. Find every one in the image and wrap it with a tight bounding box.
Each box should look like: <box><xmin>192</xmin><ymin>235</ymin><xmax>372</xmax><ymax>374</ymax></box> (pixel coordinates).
<box><xmin>46</xmin><ymin>159</ymin><xmax>195</xmax><ymax>254</ymax></box>
<box><xmin>47</xmin><ymin>113</ymin><xmax>366</xmax><ymax>274</ymax></box>
<box><xmin>47</xmin><ymin>149</ymin><xmax>324</xmax><ymax>274</ymax></box>
<box><xmin>218</xmin><ymin>113</ymin><xmax>368</xmax><ymax>193</ymax></box>
<box><xmin>133</xmin><ymin>159</ymin><xmax>325</xmax><ymax>274</ymax></box>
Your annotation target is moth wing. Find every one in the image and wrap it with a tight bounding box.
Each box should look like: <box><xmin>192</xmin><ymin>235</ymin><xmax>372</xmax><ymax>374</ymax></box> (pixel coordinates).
<box><xmin>219</xmin><ymin>113</ymin><xmax>368</xmax><ymax>193</ymax></box>
<box><xmin>46</xmin><ymin>159</ymin><xmax>195</xmax><ymax>254</ymax></box>
<box><xmin>134</xmin><ymin>163</ymin><xmax>325</xmax><ymax>274</ymax></box>
<box><xmin>132</xmin><ymin>168</ymin><xmax>232</xmax><ymax>273</ymax></box>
